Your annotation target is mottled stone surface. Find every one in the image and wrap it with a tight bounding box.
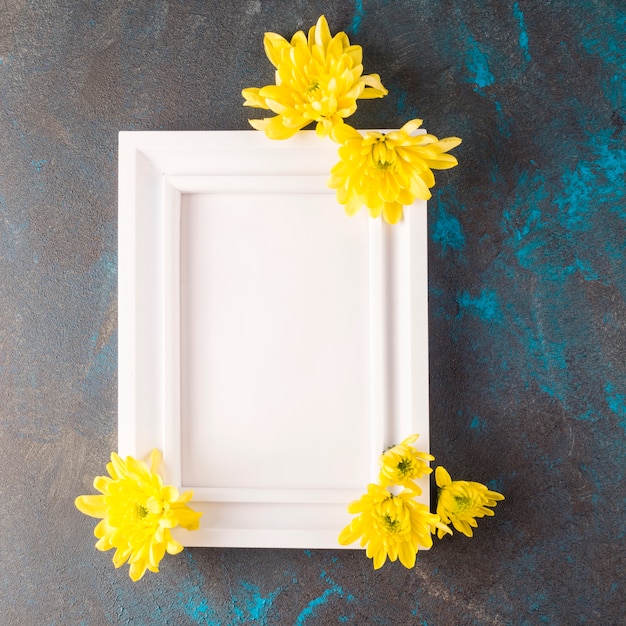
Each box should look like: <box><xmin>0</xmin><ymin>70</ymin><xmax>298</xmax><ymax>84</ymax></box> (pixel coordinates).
<box><xmin>1</xmin><ymin>1</ymin><xmax>624</xmax><ymax>624</ymax></box>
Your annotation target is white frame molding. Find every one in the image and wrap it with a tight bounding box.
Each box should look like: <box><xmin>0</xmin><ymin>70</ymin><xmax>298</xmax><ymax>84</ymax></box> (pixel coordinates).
<box><xmin>118</xmin><ymin>130</ymin><xmax>429</xmax><ymax>548</ymax></box>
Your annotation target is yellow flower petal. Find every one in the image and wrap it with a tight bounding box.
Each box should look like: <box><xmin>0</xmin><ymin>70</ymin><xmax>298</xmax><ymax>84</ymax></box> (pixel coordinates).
<box><xmin>174</xmin><ymin>507</ymin><xmax>203</xmax><ymax>531</ymax></box>
<box><xmin>93</xmin><ymin>475</ymin><xmax>111</xmax><ymax>493</ymax></box>
<box><xmin>166</xmin><ymin>535</ymin><xmax>184</xmax><ymax>555</ymax></box>
<box><xmin>313</xmin><ymin>15</ymin><xmax>332</xmax><ymax>49</ymax></box>
<box><xmin>372</xmin><ymin>544</ymin><xmax>387</xmax><ymax>570</ymax></box>
<box><xmin>76</xmin><ymin>449</ymin><xmax>203</xmax><ymax>581</ymax></box>
<box><xmin>242</xmin><ymin>15</ymin><xmax>387</xmax><ymax>139</ymax></box>
<box><xmin>129</xmin><ymin>560</ymin><xmax>148</xmax><ymax>582</ymax></box>
<box><xmin>328</xmin><ymin>121</ymin><xmax>461</xmax><ymax>223</ymax></box>
<box><xmin>263</xmin><ymin>32</ymin><xmax>291</xmax><ymax>68</ymax></box>
<box><xmin>149</xmin><ymin>449</ymin><xmax>162</xmax><ymax>473</ymax></box>
<box><xmin>433</xmin><ymin>136</ymin><xmax>462</xmax><ymax>152</ymax></box>
<box><xmin>290</xmin><ymin>29</ymin><xmax>307</xmax><ymax>48</ymax></box>
<box><xmin>378</xmin><ymin>433</ymin><xmax>433</xmax><ymax>489</ymax></box>
<box><xmin>399</xmin><ymin>118</ymin><xmax>424</xmax><ymax>135</ymax></box>
<box><xmin>338</xmin><ymin>483</ymin><xmax>446</xmax><ymax>569</ymax></box>
<box><xmin>248</xmin><ymin>117</ymin><xmax>269</xmax><ymax>132</ymax></box>
<box><xmin>242</xmin><ymin>88</ymin><xmax>266</xmax><ymax>108</ymax></box>
<box><xmin>75</xmin><ymin>495</ymin><xmax>106</xmax><ymax>518</ymax></box>
<box><xmin>160</xmin><ymin>485</ymin><xmax>179</xmax><ymax>502</ymax></box>
<box><xmin>358</xmin><ymin>73</ymin><xmax>389</xmax><ymax>98</ymax></box>
<box><xmin>383</xmin><ymin>201</ymin><xmax>404</xmax><ymax>225</ymax></box>
<box><xmin>397</xmin><ymin>538</ymin><xmax>417</xmax><ymax>569</ymax></box>
<box><xmin>149</xmin><ymin>540</ymin><xmax>166</xmax><ymax>569</ymax></box>
<box><xmin>252</xmin><ymin>115</ymin><xmax>301</xmax><ymax>140</ymax></box>
<box><xmin>435</xmin><ymin>466</ymin><xmax>504</xmax><ymax>538</ymax></box>
<box><xmin>338</xmin><ymin>524</ymin><xmax>360</xmax><ymax>546</ymax></box>
<box><xmin>435</xmin><ymin>466</ymin><xmax>452</xmax><ymax>488</ymax></box>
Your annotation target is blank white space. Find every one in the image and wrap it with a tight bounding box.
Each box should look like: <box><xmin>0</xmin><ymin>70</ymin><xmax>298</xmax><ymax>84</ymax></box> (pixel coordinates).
<box><xmin>180</xmin><ymin>193</ymin><xmax>371</xmax><ymax>490</ymax></box>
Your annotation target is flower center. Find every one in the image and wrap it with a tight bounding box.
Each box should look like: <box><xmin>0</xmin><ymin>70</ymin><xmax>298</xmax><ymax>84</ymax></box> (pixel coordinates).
<box><xmin>453</xmin><ymin>495</ymin><xmax>473</xmax><ymax>512</ymax></box>
<box><xmin>306</xmin><ymin>80</ymin><xmax>321</xmax><ymax>93</ymax></box>
<box><xmin>396</xmin><ymin>457</ymin><xmax>414</xmax><ymax>477</ymax></box>
<box><xmin>372</xmin><ymin>139</ymin><xmax>395</xmax><ymax>170</ymax></box>
<box><xmin>136</xmin><ymin>504</ymin><xmax>150</xmax><ymax>519</ymax></box>
<box><xmin>381</xmin><ymin>513</ymin><xmax>401</xmax><ymax>534</ymax></box>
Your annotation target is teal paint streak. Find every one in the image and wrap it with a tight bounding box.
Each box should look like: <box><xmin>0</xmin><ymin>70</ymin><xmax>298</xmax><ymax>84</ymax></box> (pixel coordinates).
<box><xmin>458</xmin><ymin>289</ymin><xmax>503</xmax><ymax>323</ymax></box>
<box><xmin>295</xmin><ymin>588</ymin><xmax>339</xmax><ymax>625</ymax></box>
<box><xmin>30</xmin><ymin>159</ymin><xmax>46</xmax><ymax>172</ymax></box>
<box><xmin>294</xmin><ymin>571</ymin><xmax>353</xmax><ymax>625</ymax></box>
<box><xmin>470</xmin><ymin>415</ymin><xmax>487</xmax><ymax>432</ymax></box>
<box><xmin>494</xmin><ymin>99</ymin><xmax>511</xmax><ymax>138</ymax></box>
<box><xmin>465</xmin><ymin>34</ymin><xmax>494</xmax><ymax>88</ymax></box>
<box><xmin>516</xmin><ymin>298</ymin><xmax>569</xmax><ymax>403</ymax></box>
<box><xmin>574</xmin><ymin>409</ymin><xmax>598</xmax><ymax>422</ymax></box>
<box><xmin>605</xmin><ymin>384</ymin><xmax>626</xmax><ymax>431</ymax></box>
<box><xmin>349</xmin><ymin>0</ymin><xmax>364</xmax><ymax>34</ymax></box>
<box><xmin>501</xmin><ymin>166</ymin><xmax>612</xmax><ymax>284</ymax></box>
<box><xmin>432</xmin><ymin>203</ymin><xmax>465</xmax><ymax>253</ymax></box>
<box><xmin>176</xmin><ymin>552</ymin><xmax>221</xmax><ymax>625</ymax></box>
<box><xmin>581</xmin><ymin>10</ymin><xmax>626</xmax><ymax>69</ymax></box>
<box><xmin>572</xmin><ymin>257</ymin><xmax>600</xmax><ymax>281</ymax></box>
<box><xmin>555</xmin><ymin>163</ymin><xmax>597</xmax><ymax>233</ymax></box>
<box><xmin>487</xmin><ymin>477</ymin><xmax>504</xmax><ymax>493</ymax></box>
<box><xmin>181</xmin><ymin>597</ymin><xmax>221</xmax><ymax>625</ymax></box>
<box><xmin>513</xmin><ymin>2</ymin><xmax>531</xmax><ymax>62</ymax></box>
<box><xmin>232</xmin><ymin>581</ymin><xmax>281</xmax><ymax>624</ymax></box>
<box><xmin>589</xmin><ymin>136</ymin><xmax>626</xmax><ymax>219</ymax></box>
<box><xmin>396</xmin><ymin>88</ymin><xmax>418</xmax><ymax>119</ymax></box>
<box><xmin>606</xmin><ymin>385</ymin><xmax>626</xmax><ymax>415</ymax></box>
<box><xmin>502</xmin><ymin>173</ymin><xmax>547</xmax><ymax>244</ymax></box>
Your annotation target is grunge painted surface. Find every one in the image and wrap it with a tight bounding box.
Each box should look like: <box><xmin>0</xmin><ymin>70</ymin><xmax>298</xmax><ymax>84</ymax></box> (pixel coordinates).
<box><xmin>0</xmin><ymin>1</ymin><xmax>624</xmax><ymax>623</ymax></box>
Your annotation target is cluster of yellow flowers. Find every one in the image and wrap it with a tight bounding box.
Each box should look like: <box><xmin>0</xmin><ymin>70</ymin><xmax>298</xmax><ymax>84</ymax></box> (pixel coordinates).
<box><xmin>75</xmin><ymin>441</ymin><xmax>504</xmax><ymax>577</ymax></box>
<box><xmin>243</xmin><ymin>15</ymin><xmax>462</xmax><ymax>224</ymax></box>
<box><xmin>75</xmin><ymin>450</ymin><xmax>202</xmax><ymax>581</ymax></box>
<box><xmin>75</xmin><ymin>19</ymin><xmax>485</xmax><ymax>580</ymax></box>
<box><xmin>338</xmin><ymin>434</ymin><xmax>504</xmax><ymax>569</ymax></box>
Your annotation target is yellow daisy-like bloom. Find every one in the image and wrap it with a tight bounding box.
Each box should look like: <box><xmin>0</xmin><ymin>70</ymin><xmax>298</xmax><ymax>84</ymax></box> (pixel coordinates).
<box><xmin>242</xmin><ymin>15</ymin><xmax>387</xmax><ymax>139</ymax></box>
<box><xmin>379</xmin><ymin>433</ymin><xmax>434</xmax><ymax>490</ymax></box>
<box><xmin>338</xmin><ymin>483</ymin><xmax>450</xmax><ymax>569</ymax></box>
<box><xmin>329</xmin><ymin>119</ymin><xmax>462</xmax><ymax>224</ymax></box>
<box><xmin>435</xmin><ymin>466</ymin><xmax>505</xmax><ymax>539</ymax></box>
<box><xmin>75</xmin><ymin>450</ymin><xmax>202</xmax><ymax>581</ymax></box>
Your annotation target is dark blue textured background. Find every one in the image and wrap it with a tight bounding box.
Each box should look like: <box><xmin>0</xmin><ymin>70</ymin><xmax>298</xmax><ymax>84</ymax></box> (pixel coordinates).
<box><xmin>1</xmin><ymin>1</ymin><xmax>624</xmax><ymax>624</ymax></box>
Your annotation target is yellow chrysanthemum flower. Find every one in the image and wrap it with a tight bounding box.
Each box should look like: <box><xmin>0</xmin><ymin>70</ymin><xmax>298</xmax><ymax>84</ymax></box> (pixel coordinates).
<box><xmin>338</xmin><ymin>484</ymin><xmax>450</xmax><ymax>569</ymax></box>
<box><xmin>242</xmin><ymin>15</ymin><xmax>387</xmax><ymax>139</ymax></box>
<box><xmin>75</xmin><ymin>450</ymin><xmax>202</xmax><ymax>581</ymax></box>
<box><xmin>328</xmin><ymin>119</ymin><xmax>462</xmax><ymax>224</ymax></box>
<box><xmin>435</xmin><ymin>466</ymin><xmax>504</xmax><ymax>539</ymax></box>
<box><xmin>379</xmin><ymin>433</ymin><xmax>434</xmax><ymax>490</ymax></box>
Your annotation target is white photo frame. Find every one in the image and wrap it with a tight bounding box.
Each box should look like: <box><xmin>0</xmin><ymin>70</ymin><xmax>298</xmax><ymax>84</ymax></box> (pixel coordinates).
<box><xmin>118</xmin><ymin>130</ymin><xmax>429</xmax><ymax>549</ymax></box>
